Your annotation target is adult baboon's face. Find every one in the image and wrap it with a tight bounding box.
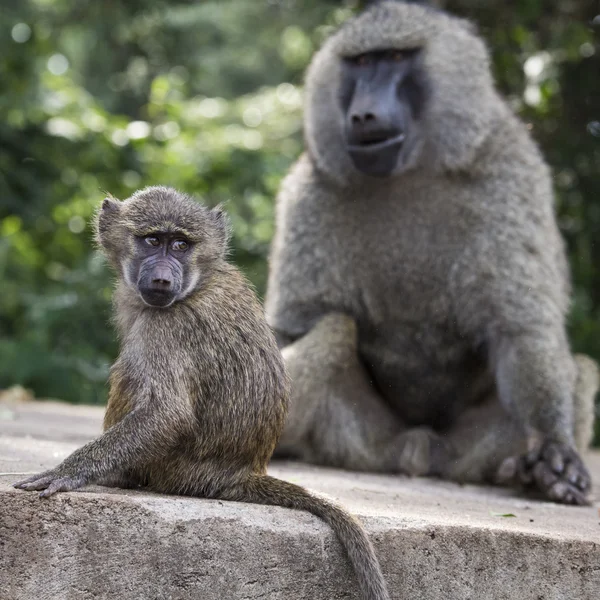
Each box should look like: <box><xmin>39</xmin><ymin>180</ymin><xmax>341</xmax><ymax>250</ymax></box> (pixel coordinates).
<box><xmin>304</xmin><ymin>2</ymin><xmax>503</xmax><ymax>183</ymax></box>
<box><xmin>339</xmin><ymin>49</ymin><xmax>427</xmax><ymax>177</ymax></box>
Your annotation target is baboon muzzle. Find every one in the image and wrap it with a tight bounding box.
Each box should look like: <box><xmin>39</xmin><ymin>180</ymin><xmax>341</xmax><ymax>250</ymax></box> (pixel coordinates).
<box><xmin>138</xmin><ymin>264</ymin><xmax>181</xmax><ymax>308</ymax></box>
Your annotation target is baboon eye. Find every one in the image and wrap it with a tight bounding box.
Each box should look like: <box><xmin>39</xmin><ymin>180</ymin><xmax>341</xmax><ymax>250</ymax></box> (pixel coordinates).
<box><xmin>355</xmin><ymin>54</ymin><xmax>371</xmax><ymax>66</ymax></box>
<box><xmin>390</xmin><ymin>51</ymin><xmax>405</xmax><ymax>62</ymax></box>
<box><xmin>145</xmin><ymin>236</ymin><xmax>160</xmax><ymax>247</ymax></box>
<box><xmin>172</xmin><ymin>239</ymin><xmax>189</xmax><ymax>252</ymax></box>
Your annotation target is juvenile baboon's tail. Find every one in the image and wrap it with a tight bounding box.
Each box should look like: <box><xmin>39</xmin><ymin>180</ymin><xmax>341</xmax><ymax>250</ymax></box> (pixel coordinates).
<box><xmin>228</xmin><ymin>474</ymin><xmax>390</xmax><ymax>600</ymax></box>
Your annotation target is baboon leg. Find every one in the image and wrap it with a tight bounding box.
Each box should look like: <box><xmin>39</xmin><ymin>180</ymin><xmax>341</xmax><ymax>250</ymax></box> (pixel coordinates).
<box><xmin>275</xmin><ymin>313</ymin><xmax>445</xmax><ymax>476</ymax></box>
<box><xmin>440</xmin><ymin>354</ymin><xmax>598</xmax><ymax>485</ymax></box>
<box><xmin>277</xmin><ymin>316</ymin><xmax>598</xmax><ymax>483</ymax></box>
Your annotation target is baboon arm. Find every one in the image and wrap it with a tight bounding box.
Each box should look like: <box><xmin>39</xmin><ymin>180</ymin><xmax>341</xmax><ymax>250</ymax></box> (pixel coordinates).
<box><xmin>69</xmin><ymin>406</ymin><xmax>176</xmax><ymax>473</ymax></box>
<box><xmin>14</xmin><ymin>404</ymin><xmax>179</xmax><ymax>496</ymax></box>
<box><xmin>455</xmin><ymin>231</ymin><xmax>592</xmax><ymax>503</ymax></box>
<box><xmin>490</xmin><ymin>332</ymin><xmax>592</xmax><ymax>504</ymax></box>
<box><xmin>490</xmin><ymin>330</ymin><xmax>576</xmax><ymax>445</ymax></box>
<box><xmin>453</xmin><ymin>197</ymin><xmax>574</xmax><ymax>445</ymax></box>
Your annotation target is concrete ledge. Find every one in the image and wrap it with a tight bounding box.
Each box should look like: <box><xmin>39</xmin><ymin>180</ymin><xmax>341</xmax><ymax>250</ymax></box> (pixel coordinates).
<box><xmin>1</xmin><ymin>399</ymin><xmax>599</xmax><ymax>599</ymax></box>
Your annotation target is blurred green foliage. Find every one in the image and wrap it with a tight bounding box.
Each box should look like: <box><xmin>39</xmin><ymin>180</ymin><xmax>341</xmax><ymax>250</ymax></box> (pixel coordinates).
<box><xmin>1</xmin><ymin>0</ymin><xmax>599</xmax><ymax>439</ymax></box>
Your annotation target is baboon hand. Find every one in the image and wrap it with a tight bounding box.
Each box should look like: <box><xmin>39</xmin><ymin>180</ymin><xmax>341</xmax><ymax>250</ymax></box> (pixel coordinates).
<box><xmin>14</xmin><ymin>468</ymin><xmax>87</xmax><ymax>498</ymax></box>
<box><xmin>513</xmin><ymin>441</ymin><xmax>591</xmax><ymax>505</ymax></box>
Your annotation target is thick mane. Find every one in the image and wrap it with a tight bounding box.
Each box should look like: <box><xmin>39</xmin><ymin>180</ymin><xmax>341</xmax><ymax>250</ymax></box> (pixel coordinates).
<box><xmin>304</xmin><ymin>2</ymin><xmax>507</xmax><ymax>183</ymax></box>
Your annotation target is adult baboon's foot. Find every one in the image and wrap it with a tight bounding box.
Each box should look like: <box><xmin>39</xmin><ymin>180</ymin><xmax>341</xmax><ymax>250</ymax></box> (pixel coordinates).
<box><xmin>392</xmin><ymin>428</ymin><xmax>448</xmax><ymax>477</ymax></box>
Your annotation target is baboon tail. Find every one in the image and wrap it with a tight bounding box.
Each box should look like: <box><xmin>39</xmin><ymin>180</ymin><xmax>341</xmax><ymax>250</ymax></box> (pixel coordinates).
<box><xmin>227</xmin><ymin>474</ymin><xmax>390</xmax><ymax>600</ymax></box>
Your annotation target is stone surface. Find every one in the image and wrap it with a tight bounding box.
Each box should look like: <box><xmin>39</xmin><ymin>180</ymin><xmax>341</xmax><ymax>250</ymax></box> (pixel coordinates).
<box><xmin>1</xmin><ymin>398</ymin><xmax>599</xmax><ymax>600</ymax></box>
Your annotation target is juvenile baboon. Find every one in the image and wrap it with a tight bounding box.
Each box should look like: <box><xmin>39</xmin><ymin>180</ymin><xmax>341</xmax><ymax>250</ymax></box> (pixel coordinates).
<box><xmin>266</xmin><ymin>0</ymin><xmax>599</xmax><ymax>504</ymax></box>
<box><xmin>14</xmin><ymin>187</ymin><xmax>390</xmax><ymax>600</ymax></box>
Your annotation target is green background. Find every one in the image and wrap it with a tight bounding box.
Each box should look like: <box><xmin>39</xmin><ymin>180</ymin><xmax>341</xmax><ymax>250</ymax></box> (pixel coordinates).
<box><xmin>1</xmin><ymin>0</ymin><xmax>599</xmax><ymax>441</ymax></box>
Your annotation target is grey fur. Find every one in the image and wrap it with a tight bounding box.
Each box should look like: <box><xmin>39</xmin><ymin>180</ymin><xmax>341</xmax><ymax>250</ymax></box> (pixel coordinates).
<box><xmin>14</xmin><ymin>187</ymin><xmax>389</xmax><ymax>600</ymax></box>
<box><xmin>266</xmin><ymin>2</ymin><xmax>598</xmax><ymax>504</ymax></box>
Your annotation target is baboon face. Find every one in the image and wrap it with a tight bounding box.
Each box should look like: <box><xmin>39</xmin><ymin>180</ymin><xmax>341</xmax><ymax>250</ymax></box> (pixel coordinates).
<box><xmin>304</xmin><ymin>2</ymin><xmax>501</xmax><ymax>182</ymax></box>
<box><xmin>339</xmin><ymin>49</ymin><xmax>427</xmax><ymax>177</ymax></box>
<box><xmin>96</xmin><ymin>186</ymin><xmax>230</xmax><ymax>308</ymax></box>
<box><xmin>128</xmin><ymin>231</ymin><xmax>193</xmax><ymax>308</ymax></box>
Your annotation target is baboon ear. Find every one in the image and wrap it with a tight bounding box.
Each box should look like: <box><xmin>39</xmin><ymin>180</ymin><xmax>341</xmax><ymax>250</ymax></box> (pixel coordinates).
<box><xmin>209</xmin><ymin>205</ymin><xmax>232</xmax><ymax>252</ymax></box>
<box><xmin>101</xmin><ymin>196</ymin><xmax>120</xmax><ymax>213</ymax></box>
<box><xmin>95</xmin><ymin>195</ymin><xmax>122</xmax><ymax>248</ymax></box>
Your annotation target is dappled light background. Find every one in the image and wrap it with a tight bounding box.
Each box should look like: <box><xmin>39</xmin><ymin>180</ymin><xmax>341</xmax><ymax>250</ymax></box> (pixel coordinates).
<box><xmin>1</xmin><ymin>0</ymin><xmax>599</xmax><ymax>440</ymax></box>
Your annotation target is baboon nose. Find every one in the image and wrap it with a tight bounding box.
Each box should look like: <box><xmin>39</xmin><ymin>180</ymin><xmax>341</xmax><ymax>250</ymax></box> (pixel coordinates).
<box><xmin>351</xmin><ymin>111</ymin><xmax>377</xmax><ymax>126</ymax></box>
<box><xmin>150</xmin><ymin>267</ymin><xmax>172</xmax><ymax>289</ymax></box>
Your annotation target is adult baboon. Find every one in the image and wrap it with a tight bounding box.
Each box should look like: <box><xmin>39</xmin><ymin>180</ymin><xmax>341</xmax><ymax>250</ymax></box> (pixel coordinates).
<box><xmin>15</xmin><ymin>187</ymin><xmax>390</xmax><ymax>600</ymax></box>
<box><xmin>266</xmin><ymin>0</ymin><xmax>598</xmax><ymax>504</ymax></box>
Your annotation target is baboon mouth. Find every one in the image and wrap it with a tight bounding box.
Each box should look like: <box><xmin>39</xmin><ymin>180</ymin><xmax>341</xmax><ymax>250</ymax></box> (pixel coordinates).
<box><xmin>348</xmin><ymin>133</ymin><xmax>405</xmax><ymax>152</ymax></box>
<box><xmin>139</xmin><ymin>289</ymin><xmax>177</xmax><ymax>308</ymax></box>
<box><xmin>347</xmin><ymin>133</ymin><xmax>405</xmax><ymax>177</ymax></box>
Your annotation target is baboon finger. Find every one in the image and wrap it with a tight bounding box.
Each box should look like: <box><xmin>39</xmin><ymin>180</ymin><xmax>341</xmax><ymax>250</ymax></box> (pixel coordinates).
<box><xmin>13</xmin><ymin>471</ymin><xmax>52</xmax><ymax>488</ymax></box>
<box><xmin>39</xmin><ymin>477</ymin><xmax>83</xmax><ymax>498</ymax></box>
<box><xmin>15</xmin><ymin>475</ymin><xmax>55</xmax><ymax>491</ymax></box>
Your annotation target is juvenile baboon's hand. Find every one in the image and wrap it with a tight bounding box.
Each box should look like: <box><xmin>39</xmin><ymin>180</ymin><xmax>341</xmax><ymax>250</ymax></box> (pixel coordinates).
<box><xmin>514</xmin><ymin>441</ymin><xmax>591</xmax><ymax>505</ymax></box>
<box><xmin>14</xmin><ymin>468</ymin><xmax>87</xmax><ymax>498</ymax></box>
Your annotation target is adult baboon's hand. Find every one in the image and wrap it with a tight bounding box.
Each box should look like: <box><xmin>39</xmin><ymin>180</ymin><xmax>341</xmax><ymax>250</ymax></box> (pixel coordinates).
<box><xmin>496</xmin><ymin>441</ymin><xmax>591</xmax><ymax>506</ymax></box>
<box><xmin>518</xmin><ymin>441</ymin><xmax>591</xmax><ymax>506</ymax></box>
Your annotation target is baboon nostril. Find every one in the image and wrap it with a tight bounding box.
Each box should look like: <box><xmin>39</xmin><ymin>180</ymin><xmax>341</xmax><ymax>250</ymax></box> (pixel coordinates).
<box><xmin>152</xmin><ymin>278</ymin><xmax>172</xmax><ymax>287</ymax></box>
<box><xmin>351</xmin><ymin>113</ymin><xmax>377</xmax><ymax>126</ymax></box>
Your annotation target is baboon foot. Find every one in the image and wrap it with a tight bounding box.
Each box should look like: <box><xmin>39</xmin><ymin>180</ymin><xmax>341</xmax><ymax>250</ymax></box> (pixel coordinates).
<box><xmin>394</xmin><ymin>428</ymin><xmax>446</xmax><ymax>477</ymax></box>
